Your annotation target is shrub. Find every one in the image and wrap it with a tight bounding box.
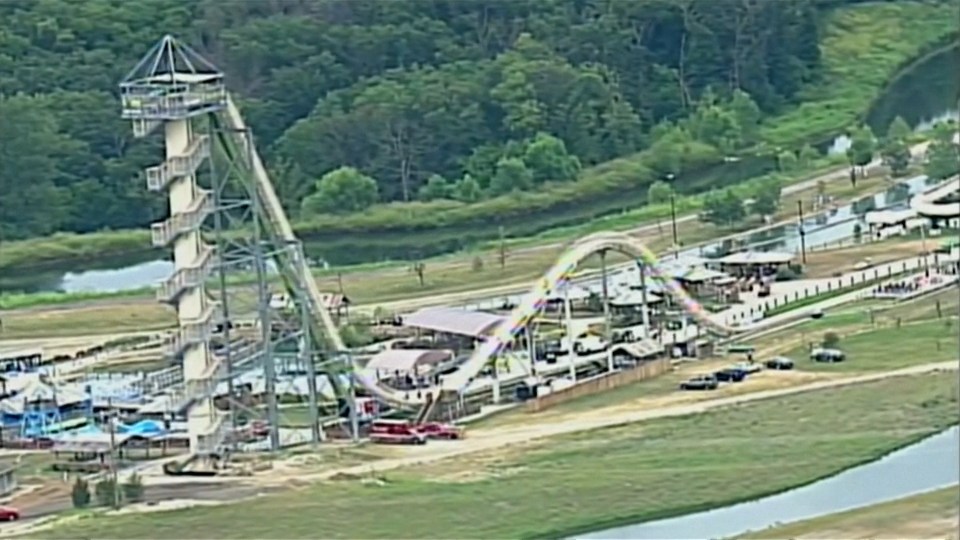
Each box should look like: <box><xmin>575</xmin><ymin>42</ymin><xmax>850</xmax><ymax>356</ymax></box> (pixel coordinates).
<box><xmin>71</xmin><ymin>477</ymin><xmax>91</xmax><ymax>509</ymax></box>
<box><xmin>822</xmin><ymin>331</ymin><xmax>841</xmax><ymax>349</ymax></box>
<box><xmin>94</xmin><ymin>478</ymin><xmax>119</xmax><ymax>507</ymax></box>
<box><xmin>122</xmin><ymin>472</ymin><xmax>145</xmax><ymax>503</ymax></box>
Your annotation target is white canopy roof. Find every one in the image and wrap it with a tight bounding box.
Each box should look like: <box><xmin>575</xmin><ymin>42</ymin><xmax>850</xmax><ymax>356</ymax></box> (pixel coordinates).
<box><xmin>545</xmin><ymin>283</ymin><xmax>592</xmax><ymax>302</ymax></box>
<box><xmin>610</xmin><ymin>290</ymin><xmax>664</xmax><ymax>307</ymax></box>
<box><xmin>717</xmin><ymin>250</ymin><xmax>794</xmax><ymax>265</ymax></box>
<box><xmin>865</xmin><ymin>208</ymin><xmax>918</xmax><ymax>225</ymax></box>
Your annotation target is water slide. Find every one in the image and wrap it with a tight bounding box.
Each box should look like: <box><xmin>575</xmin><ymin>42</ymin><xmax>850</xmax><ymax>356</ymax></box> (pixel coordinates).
<box><xmin>436</xmin><ymin>231</ymin><xmax>738</xmax><ymax>396</ymax></box>
<box><xmin>910</xmin><ymin>177</ymin><xmax>960</xmax><ymax>217</ymax></box>
<box><xmin>214</xmin><ymin>98</ymin><xmax>738</xmax><ymax>411</ymax></box>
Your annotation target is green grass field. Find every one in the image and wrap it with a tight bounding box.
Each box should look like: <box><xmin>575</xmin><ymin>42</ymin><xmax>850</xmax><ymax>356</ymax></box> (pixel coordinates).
<box><xmin>788</xmin><ymin>318</ymin><xmax>959</xmax><ymax>373</ymax></box>
<box><xmin>37</xmin><ymin>372</ymin><xmax>959</xmax><ymax>539</ymax></box>
<box><xmin>739</xmin><ymin>485</ymin><xmax>960</xmax><ymax>539</ymax></box>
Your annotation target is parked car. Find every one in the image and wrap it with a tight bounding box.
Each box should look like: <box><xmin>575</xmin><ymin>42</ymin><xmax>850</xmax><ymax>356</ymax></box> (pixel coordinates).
<box><xmin>369</xmin><ymin>419</ymin><xmax>427</xmax><ymax>445</ymax></box>
<box><xmin>573</xmin><ymin>334</ymin><xmax>608</xmax><ymax>355</ymax></box>
<box><xmin>417</xmin><ymin>422</ymin><xmax>464</xmax><ymax>440</ymax></box>
<box><xmin>679</xmin><ymin>375</ymin><xmax>719</xmax><ymax>391</ymax></box>
<box><xmin>811</xmin><ymin>348</ymin><xmax>845</xmax><ymax>363</ymax></box>
<box><xmin>714</xmin><ymin>368</ymin><xmax>747</xmax><ymax>382</ymax></box>
<box><xmin>0</xmin><ymin>506</ymin><xmax>20</xmax><ymax>521</ymax></box>
<box><xmin>731</xmin><ymin>361</ymin><xmax>763</xmax><ymax>374</ymax></box>
<box><xmin>765</xmin><ymin>356</ymin><xmax>795</xmax><ymax>370</ymax></box>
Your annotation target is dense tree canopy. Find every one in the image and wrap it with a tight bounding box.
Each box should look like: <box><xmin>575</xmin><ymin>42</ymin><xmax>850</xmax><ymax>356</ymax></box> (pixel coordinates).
<box><xmin>0</xmin><ymin>0</ymin><xmax>836</xmax><ymax>241</ymax></box>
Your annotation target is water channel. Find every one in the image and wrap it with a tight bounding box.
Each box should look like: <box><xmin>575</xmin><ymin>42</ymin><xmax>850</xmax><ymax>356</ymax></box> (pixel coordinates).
<box><xmin>578</xmin><ymin>426</ymin><xmax>960</xmax><ymax>540</ymax></box>
<box><xmin>5</xmin><ymin>44</ymin><xmax>958</xmax><ymax>296</ymax></box>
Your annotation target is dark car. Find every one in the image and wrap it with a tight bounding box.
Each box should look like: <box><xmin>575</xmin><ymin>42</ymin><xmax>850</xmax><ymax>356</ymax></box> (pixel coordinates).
<box><xmin>811</xmin><ymin>348</ymin><xmax>845</xmax><ymax>363</ymax></box>
<box><xmin>765</xmin><ymin>356</ymin><xmax>795</xmax><ymax>370</ymax></box>
<box><xmin>679</xmin><ymin>375</ymin><xmax>719</xmax><ymax>391</ymax></box>
<box><xmin>714</xmin><ymin>368</ymin><xmax>747</xmax><ymax>382</ymax></box>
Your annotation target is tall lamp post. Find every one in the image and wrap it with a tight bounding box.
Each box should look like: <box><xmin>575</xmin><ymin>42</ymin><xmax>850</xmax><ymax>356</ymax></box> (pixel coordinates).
<box><xmin>666</xmin><ymin>173</ymin><xmax>679</xmax><ymax>259</ymax></box>
<box><xmin>797</xmin><ymin>200</ymin><xmax>808</xmax><ymax>264</ymax></box>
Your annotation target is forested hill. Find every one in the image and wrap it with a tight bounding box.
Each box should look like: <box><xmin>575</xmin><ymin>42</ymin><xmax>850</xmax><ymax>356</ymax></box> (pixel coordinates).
<box><xmin>0</xmin><ymin>0</ymin><xmax>931</xmax><ymax>243</ymax></box>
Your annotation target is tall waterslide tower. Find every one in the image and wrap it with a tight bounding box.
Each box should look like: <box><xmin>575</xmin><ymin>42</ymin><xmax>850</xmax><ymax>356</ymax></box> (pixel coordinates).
<box><xmin>119</xmin><ymin>36</ymin><xmax>357</xmax><ymax>457</ymax></box>
<box><xmin>120</xmin><ymin>36</ymin><xmax>225</xmax><ymax>453</ymax></box>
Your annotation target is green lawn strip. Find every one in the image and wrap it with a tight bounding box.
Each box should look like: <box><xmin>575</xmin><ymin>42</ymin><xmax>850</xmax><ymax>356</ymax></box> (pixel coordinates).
<box><xmin>37</xmin><ymin>373</ymin><xmax>959</xmax><ymax>539</ymax></box>
<box><xmin>788</xmin><ymin>318</ymin><xmax>959</xmax><ymax>373</ymax></box>
<box><xmin>762</xmin><ymin>270</ymin><xmax>917</xmax><ymax>318</ymax></box>
<box><xmin>738</xmin><ymin>484</ymin><xmax>960</xmax><ymax>539</ymax></box>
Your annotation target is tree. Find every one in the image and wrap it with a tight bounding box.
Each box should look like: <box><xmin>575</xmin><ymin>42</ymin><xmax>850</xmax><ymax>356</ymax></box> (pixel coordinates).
<box><xmin>647</xmin><ymin>180</ymin><xmax>674</xmax><ymax>205</ymax></box>
<box><xmin>122</xmin><ymin>473</ymin><xmax>145</xmax><ymax>503</ymax></box>
<box><xmin>886</xmin><ymin>116</ymin><xmax>912</xmax><ymax>143</ymax></box>
<box><xmin>822</xmin><ymin>332</ymin><xmax>841</xmax><ymax>349</ymax></box>
<box><xmin>728</xmin><ymin>90</ymin><xmax>761</xmax><ymax>143</ymax></box>
<box><xmin>752</xmin><ymin>179</ymin><xmax>783</xmax><ymax>217</ymax></box>
<box><xmin>799</xmin><ymin>144</ymin><xmax>820</xmax><ymax>167</ymax></box>
<box><xmin>881</xmin><ymin>139</ymin><xmax>911</xmax><ymax>177</ymax></box>
<box><xmin>411</xmin><ymin>261</ymin><xmax>426</xmax><ymax>287</ymax></box>
<box><xmin>923</xmin><ymin>122</ymin><xmax>960</xmax><ymax>181</ymax></box>
<box><xmin>689</xmin><ymin>104</ymin><xmax>742</xmax><ymax>152</ymax></box>
<box><xmin>846</xmin><ymin>126</ymin><xmax>877</xmax><ymax>176</ymax></box>
<box><xmin>702</xmin><ymin>189</ymin><xmax>746</xmax><ymax>227</ymax></box>
<box><xmin>95</xmin><ymin>478</ymin><xmax>119</xmax><ymax>508</ymax></box>
<box><xmin>301</xmin><ymin>167</ymin><xmax>379</xmax><ymax>215</ymax></box>
<box><xmin>71</xmin><ymin>477</ymin><xmax>91</xmax><ymax>509</ymax></box>
<box><xmin>522</xmin><ymin>133</ymin><xmax>581</xmax><ymax>183</ymax></box>
<box><xmin>453</xmin><ymin>174</ymin><xmax>482</xmax><ymax>203</ymax></box>
<box><xmin>488</xmin><ymin>158</ymin><xmax>533</xmax><ymax>196</ymax></box>
<box><xmin>777</xmin><ymin>150</ymin><xmax>798</xmax><ymax>172</ymax></box>
<box><xmin>417</xmin><ymin>174</ymin><xmax>453</xmax><ymax>201</ymax></box>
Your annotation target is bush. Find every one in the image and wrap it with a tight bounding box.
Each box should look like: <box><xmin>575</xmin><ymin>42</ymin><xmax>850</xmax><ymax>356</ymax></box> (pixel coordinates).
<box><xmin>94</xmin><ymin>478</ymin><xmax>119</xmax><ymax>507</ymax></box>
<box><xmin>775</xmin><ymin>265</ymin><xmax>800</xmax><ymax>281</ymax></box>
<box><xmin>122</xmin><ymin>472</ymin><xmax>145</xmax><ymax>503</ymax></box>
<box><xmin>71</xmin><ymin>477</ymin><xmax>91</xmax><ymax>509</ymax></box>
<box><xmin>822</xmin><ymin>332</ymin><xmax>841</xmax><ymax>349</ymax></box>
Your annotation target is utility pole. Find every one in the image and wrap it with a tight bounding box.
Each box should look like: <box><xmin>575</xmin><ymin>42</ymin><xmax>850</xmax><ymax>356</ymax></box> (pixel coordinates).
<box><xmin>599</xmin><ymin>250</ymin><xmax>613</xmax><ymax>373</ymax></box>
<box><xmin>498</xmin><ymin>225</ymin><xmax>506</xmax><ymax>269</ymax></box>
<box><xmin>797</xmin><ymin>200</ymin><xmax>807</xmax><ymax>264</ymax></box>
<box><xmin>670</xmin><ymin>194</ymin><xmax>679</xmax><ymax>259</ymax></box>
<box><xmin>920</xmin><ymin>222</ymin><xmax>930</xmax><ymax>277</ymax></box>
<box><xmin>107</xmin><ymin>398</ymin><xmax>121</xmax><ymax>509</ymax></box>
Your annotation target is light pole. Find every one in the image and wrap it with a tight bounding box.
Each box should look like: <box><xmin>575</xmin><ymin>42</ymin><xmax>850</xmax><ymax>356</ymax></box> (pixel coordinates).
<box><xmin>666</xmin><ymin>173</ymin><xmax>679</xmax><ymax>259</ymax></box>
<box><xmin>797</xmin><ymin>200</ymin><xmax>807</xmax><ymax>264</ymax></box>
<box><xmin>107</xmin><ymin>398</ymin><xmax>121</xmax><ymax>509</ymax></box>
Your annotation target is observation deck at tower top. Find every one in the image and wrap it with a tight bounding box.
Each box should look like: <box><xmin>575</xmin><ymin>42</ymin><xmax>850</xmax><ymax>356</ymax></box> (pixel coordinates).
<box><xmin>120</xmin><ymin>35</ymin><xmax>226</xmax><ymax>122</ymax></box>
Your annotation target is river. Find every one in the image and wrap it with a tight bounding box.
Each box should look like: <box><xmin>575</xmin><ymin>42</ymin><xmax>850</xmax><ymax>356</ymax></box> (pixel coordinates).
<box><xmin>5</xmin><ymin>45</ymin><xmax>958</xmax><ymax>296</ymax></box>
<box><xmin>577</xmin><ymin>426</ymin><xmax>960</xmax><ymax>540</ymax></box>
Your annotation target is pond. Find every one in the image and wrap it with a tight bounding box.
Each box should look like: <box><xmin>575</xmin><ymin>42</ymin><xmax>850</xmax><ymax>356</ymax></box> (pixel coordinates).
<box><xmin>577</xmin><ymin>426</ymin><xmax>960</xmax><ymax>540</ymax></box>
<box><xmin>8</xmin><ymin>45</ymin><xmax>958</xmax><ymax>296</ymax></box>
